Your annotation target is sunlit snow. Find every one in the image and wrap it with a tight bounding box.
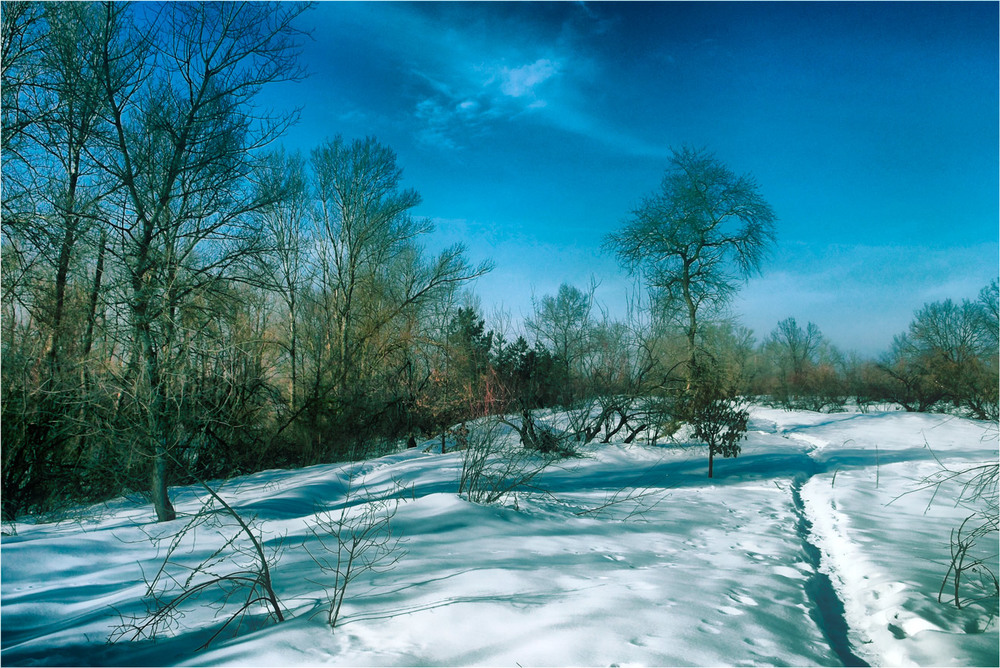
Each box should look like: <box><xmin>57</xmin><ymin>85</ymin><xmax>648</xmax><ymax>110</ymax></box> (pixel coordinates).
<box><xmin>2</xmin><ymin>406</ymin><xmax>997</xmax><ymax>667</ymax></box>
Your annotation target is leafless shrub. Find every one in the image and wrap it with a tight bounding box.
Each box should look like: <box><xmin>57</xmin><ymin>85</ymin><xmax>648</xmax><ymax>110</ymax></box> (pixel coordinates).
<box><xmin>303</xmin><ymin>476</ymin><xmax>409</xmax><ymax>631</ymax></box>
<box><xmin>110</xmin><ymin>475</ymin><xmax>285</xmax><ymax>650</ymax></box>
<box><xmin>498</xmin><ymin>409</ymin><xmax>577</xmax><ymax>456</ymax></box>
<box><xmin>896</xmin><ymin>431</ymin><xmax>999</xmax><ymax>613</ymax></box>
<box><xmin>940</xmin><ymin>512</ymin><xmax>999</xmax><ymax>610</ymax></box>
<box><xmin>931</xmin><ymin>459</ymin><xmax>999</xmax><ymax>611</ymax></box>
<box><xmin>459</xmin><ymin>416</ymin><xmax>560</xmax><ymax>506</ymax></box>
<box><xmin>574</xmin><ymin>483</ymin><xmax>673</xmax><ymax>522</ymax></box>
<box><xmin>563</xmin><ymin>398</ymin><xmax>605</xmax><ymax>444</ymax></box>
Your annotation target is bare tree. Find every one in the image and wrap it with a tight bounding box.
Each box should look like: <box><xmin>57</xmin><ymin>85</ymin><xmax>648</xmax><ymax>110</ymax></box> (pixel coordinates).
<box><xmin>36</xmin><ymin>3</ymin><xmax>118</xmax><ymax>370</ymax></box>
<box><xmin>458</xmin><ymin>417</ymin><xmax>562</xmax><ymax>505</ymax></box>
<box><xmin>98</xmin><ymin>1</ymin><xmax>310</xmax><ymax>521</ymax></box>
<box><xmin>880</xmin><ymin>291</ymin><xmax>998</xmax><ymax>419</ymax></box>
<box><xmin>766</xmin><ymin>317</ymin><xmax>823</xmax><ymax>379</ymax></box>
<box><xmin>605</xmin><ymin>147</ymin><xmax>776</xmax><ymax>377</ymax></box>
<box><xmin>897</xmin><ymin>438</ymin><xmax>998</xmax><ymax>613</ymax></box>
<box><xmin>311</xmin><ymin>136</ymin><xmax>492</xmax><ymax>392</ymax></box>
<box><xmin>311</xmin><ymin>136</ymin><xmax>424</xmax><ymax>393</ymax></box>
<box><xmin>1</xmin><ymin>0</ymin><xmax>45</xmax><ymax>292</ymax></box>
<box><xmin>1</xmin><ymin>0</ymin><xmax>46</xmax><ymax>159</ymax></box>
<box><xmin>978</xmin><ymin>280</ymin><xmax>999</xmax><ymax>349</ymax></box>
<box><xmin>302</xmin><ymin>136</ymin><xmax>492</xmax><ymax>460</ymax></box>
<box><xmin>0</xmin><ymin>2</ymin><xmax>131</xmax><ymax>519</ymax></box>
<box><xmin>527</xmin><ymin>281</ymin><xmax>596</xmax><ymax>401</ymax></box>
<box><xmin>760</xmin><ymin>317</ymin><xmax>846</xmax><ymax>410</ymax></box>
<box><xmin>255</xmin><ymin>149</ymin><xmax>312</xmax><ymax>411</ymax></box>
<box><xmin>304</xmin><ymin>474</ymin><xmax>409</xmax><ymax>631</ymax></box>
<box><xmin>557</xmin><ymin>287</ymin><xmax>681</xmax><ymax>447</ymax></box>
<box><xmin>110</xmin><ymin>462</ymin><xmax>285</xmax><ymax>650</ymax></box>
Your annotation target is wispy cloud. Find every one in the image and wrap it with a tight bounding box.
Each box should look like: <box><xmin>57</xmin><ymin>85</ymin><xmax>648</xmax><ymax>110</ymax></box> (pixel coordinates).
<box><xmin>498</xmin><ymin>58</ymin><xmax>560</xmax><ymax>98</ymax></box>
<box><xmin>417</xmin><ymin>46</ymin><xmax>670</xmax><ymax>158</ymax></box>
<box><xmin>410</xmin><ymin>50</ymin><xmax>667</xmax><ymax>157</ymax></box>
<box><xmin>409</xmin><ymin>55</ymin><xmax>563</xmax><ymax>149</ymax></box>
<box><xmin>414</xmin><ymin>99</ymin><xmax>461</xmax><ymax>151</ymax></box>
<box><xmin>324</xmin><ymin>2</ymin><xmax>665</xmax><ymax>157</ymax></box>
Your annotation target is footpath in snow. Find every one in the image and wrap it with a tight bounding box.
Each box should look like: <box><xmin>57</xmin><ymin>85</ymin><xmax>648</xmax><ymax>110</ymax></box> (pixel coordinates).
<box><xmin>759</xmin><ymin>407</ymin><xmax>999</xmax><ymax>667</ymax></box>
<box><xmin>1</xmin><ymin>406</ymin><xmax>997</xmax><ymax>666</ymax></box>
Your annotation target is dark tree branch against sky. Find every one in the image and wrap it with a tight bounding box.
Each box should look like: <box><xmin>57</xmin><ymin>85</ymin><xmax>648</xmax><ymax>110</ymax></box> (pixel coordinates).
<box><xmin>238</xmin><ymin>2</ymin><xmax>993</xmax><ymax>355</ymax></box>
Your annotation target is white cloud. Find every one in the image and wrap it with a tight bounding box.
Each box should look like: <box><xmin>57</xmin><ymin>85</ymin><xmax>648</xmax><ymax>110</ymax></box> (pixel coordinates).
<box><xmin>318</xmin><ymin>3</ymin><xmax>664</xmax><ymax>157</ymax></box>
<box><xmin>408</xmin><ymin>56</ymin><xmax>564</xmax><ymax>150</ymax></box>
<box><xmin>499</xmin><ymin>58</ymin><xmax>560</xmax><ymax>98</ymax></box>
<box><xmin>395</xmin><ymin>14</ymin><xmax>660</xmax><ymax>158</ymax></box>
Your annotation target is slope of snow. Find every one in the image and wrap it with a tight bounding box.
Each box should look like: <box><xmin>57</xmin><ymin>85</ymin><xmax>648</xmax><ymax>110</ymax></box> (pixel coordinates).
<box><xmin>2</xmin><ymin>406</ymin><xmax>996</xmax><ymax>666</ymax></box>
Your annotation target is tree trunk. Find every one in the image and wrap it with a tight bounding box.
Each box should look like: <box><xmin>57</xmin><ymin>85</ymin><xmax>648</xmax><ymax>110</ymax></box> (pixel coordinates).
<box><xmin>681</xmin><ymin>260</ymin><xmax>697</xmax><ymax>390</ymax></box>
<box><xmin>623</xmin><ymin>424</ymin><xmax>647</xmax><ymax>444</ymax></box>
<box><xmin>137</xmin><ymin>311</ymin><xmax>177</xmax><ymax>522</ymax></box>
<box><xmin>151</xmin><ymin>440</ymin><xmax>176</xmax><ymax>522</ymax></box>
<box><xmin>708</xmin><ymin>446</ymin><xmax>714</xmax><ymax>478</ymax></box>
<box><xmin>82</xmin><ymin>230</ymin><xmax>106</xmax><ymax>358</ymax></box>
<box><xmin>602</xmin><ymin>411</ymin><xmax>628</xmax><ymax>443</ymax></box>
<box><xmin>47</xmin><ymin>217</ymin><xmax>78</xmax><ymax>370</ymax></box>
<box><xmin>289</xmin><ymin>298</ymin><xmax>297</xmax><ymax>410</ymax></box>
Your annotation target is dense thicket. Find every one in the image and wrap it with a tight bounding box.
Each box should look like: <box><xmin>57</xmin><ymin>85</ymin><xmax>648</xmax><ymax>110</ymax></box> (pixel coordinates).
<box><xmin>0</xmin><ymin>2</ymin><xmax>497</xmax><ymax>520</ymax></box>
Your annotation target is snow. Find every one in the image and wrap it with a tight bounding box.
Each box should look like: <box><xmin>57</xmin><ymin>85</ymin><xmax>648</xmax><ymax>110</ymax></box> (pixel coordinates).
<box><xmin>2</xmin><ymin>406</ymin><xmax>997</xmax><ymax>667</ymax></box>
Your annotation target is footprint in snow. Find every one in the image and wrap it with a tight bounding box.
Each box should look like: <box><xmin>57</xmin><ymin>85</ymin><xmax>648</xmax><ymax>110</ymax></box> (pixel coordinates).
<box><xmin>728</xmin><ymin>592</ymin><xmax>758</xmax><ymax>606</ymax></box>
<box><xmin>888</xmin><ymin>623</ymin><xmax>906</xmax><ymax>639</ymax></box>
<box><xmin>698</xmin><ymin>620</ymin><xmax>723</xmax><ymax>635</ymax></box>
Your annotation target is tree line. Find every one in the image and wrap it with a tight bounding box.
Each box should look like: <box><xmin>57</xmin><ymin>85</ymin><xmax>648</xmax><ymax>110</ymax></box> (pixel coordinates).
<box><xmin>2</xmin><ymin>2</ymin><xmax>997</xmax><ymax>521</ymax></box>
<box><xmin>0</xmin><ymin>1</ymin><xmax>487</xmax><ymax>521</ymax></box>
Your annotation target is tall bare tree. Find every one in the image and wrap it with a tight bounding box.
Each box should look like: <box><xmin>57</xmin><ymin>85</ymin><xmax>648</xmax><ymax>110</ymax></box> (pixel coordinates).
<box><xmin>527</xmin><ymin>281</ymin><xmax>595</xmax><ymax>401</ymax></box>
<box><xmin>765</xmin><ymin>317</ymin><xmax>825</xmax><ymax>379</ymax></box>
<box><xmin>2</xmin><ymin>0</ymin><xmax>46</xmax><ymax>310</ymax></box>
<box><xmin>605</xmin><ymin>147</ymin><xmax>777</xmax><ymax>376</ymax></box>
<box><xmin>895</xmin><ymin>292</ymin><xmax>998</xmax><ymax>419</ymax></box>
<box><xmin>255</xmin><ymin>149</ymin><xmax>312</xmax><ymax>411</ymax></box>
<box><xmin>1</xmin><ymin>2</ymin><xmax>131</xmax><ymax>518</ymax></box>
<box><xmin>1</xmin><ymin>0</ymin><xmax>45</xmax><ymax>158</ymax></box>
<box><xmin>310</xmin><ymin>135</ymin><xmax>492</xmax><ymax>401</ymax></box>
<box><xmin>98</xmin><ymin>1</ymin><xmax>310</xmax><ymax>521</ymax></box>
<box><xmin>37</xmin><ymin>3</ymin><xmax>114</xmax><ymax>370</ymax></box>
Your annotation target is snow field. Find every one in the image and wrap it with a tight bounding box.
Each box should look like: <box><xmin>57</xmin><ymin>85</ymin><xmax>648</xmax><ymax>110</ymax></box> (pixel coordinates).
<box><xmin>195</xmin><ymin>484</ymin><xmax>836</xmax><ymax>667</ymax></box>
<box><xmin>2</xmin><ymin>406</ymin><xmax>997</xmax><ymax>666</ymax></box>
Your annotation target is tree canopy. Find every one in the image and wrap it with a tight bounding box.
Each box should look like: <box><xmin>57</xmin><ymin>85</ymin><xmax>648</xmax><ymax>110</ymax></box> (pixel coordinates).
<box><xmin>606</xmin><ymin>146</ymin><xmax>777</xmax><ymax>364</ymax></box>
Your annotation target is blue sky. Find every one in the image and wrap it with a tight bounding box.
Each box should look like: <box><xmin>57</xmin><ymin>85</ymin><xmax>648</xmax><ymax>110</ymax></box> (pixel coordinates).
<box><xmin>269</xmin><ymin>1</ymin><xmax>998</xmax><ymax>356</ymax></box>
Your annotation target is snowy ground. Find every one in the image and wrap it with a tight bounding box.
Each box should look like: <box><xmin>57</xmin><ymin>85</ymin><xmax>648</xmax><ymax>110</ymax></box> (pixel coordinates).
<box><xmin>2</xmin><ymin>406</ymin><xmax>997</xmax><ymax>667</ymax></box>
